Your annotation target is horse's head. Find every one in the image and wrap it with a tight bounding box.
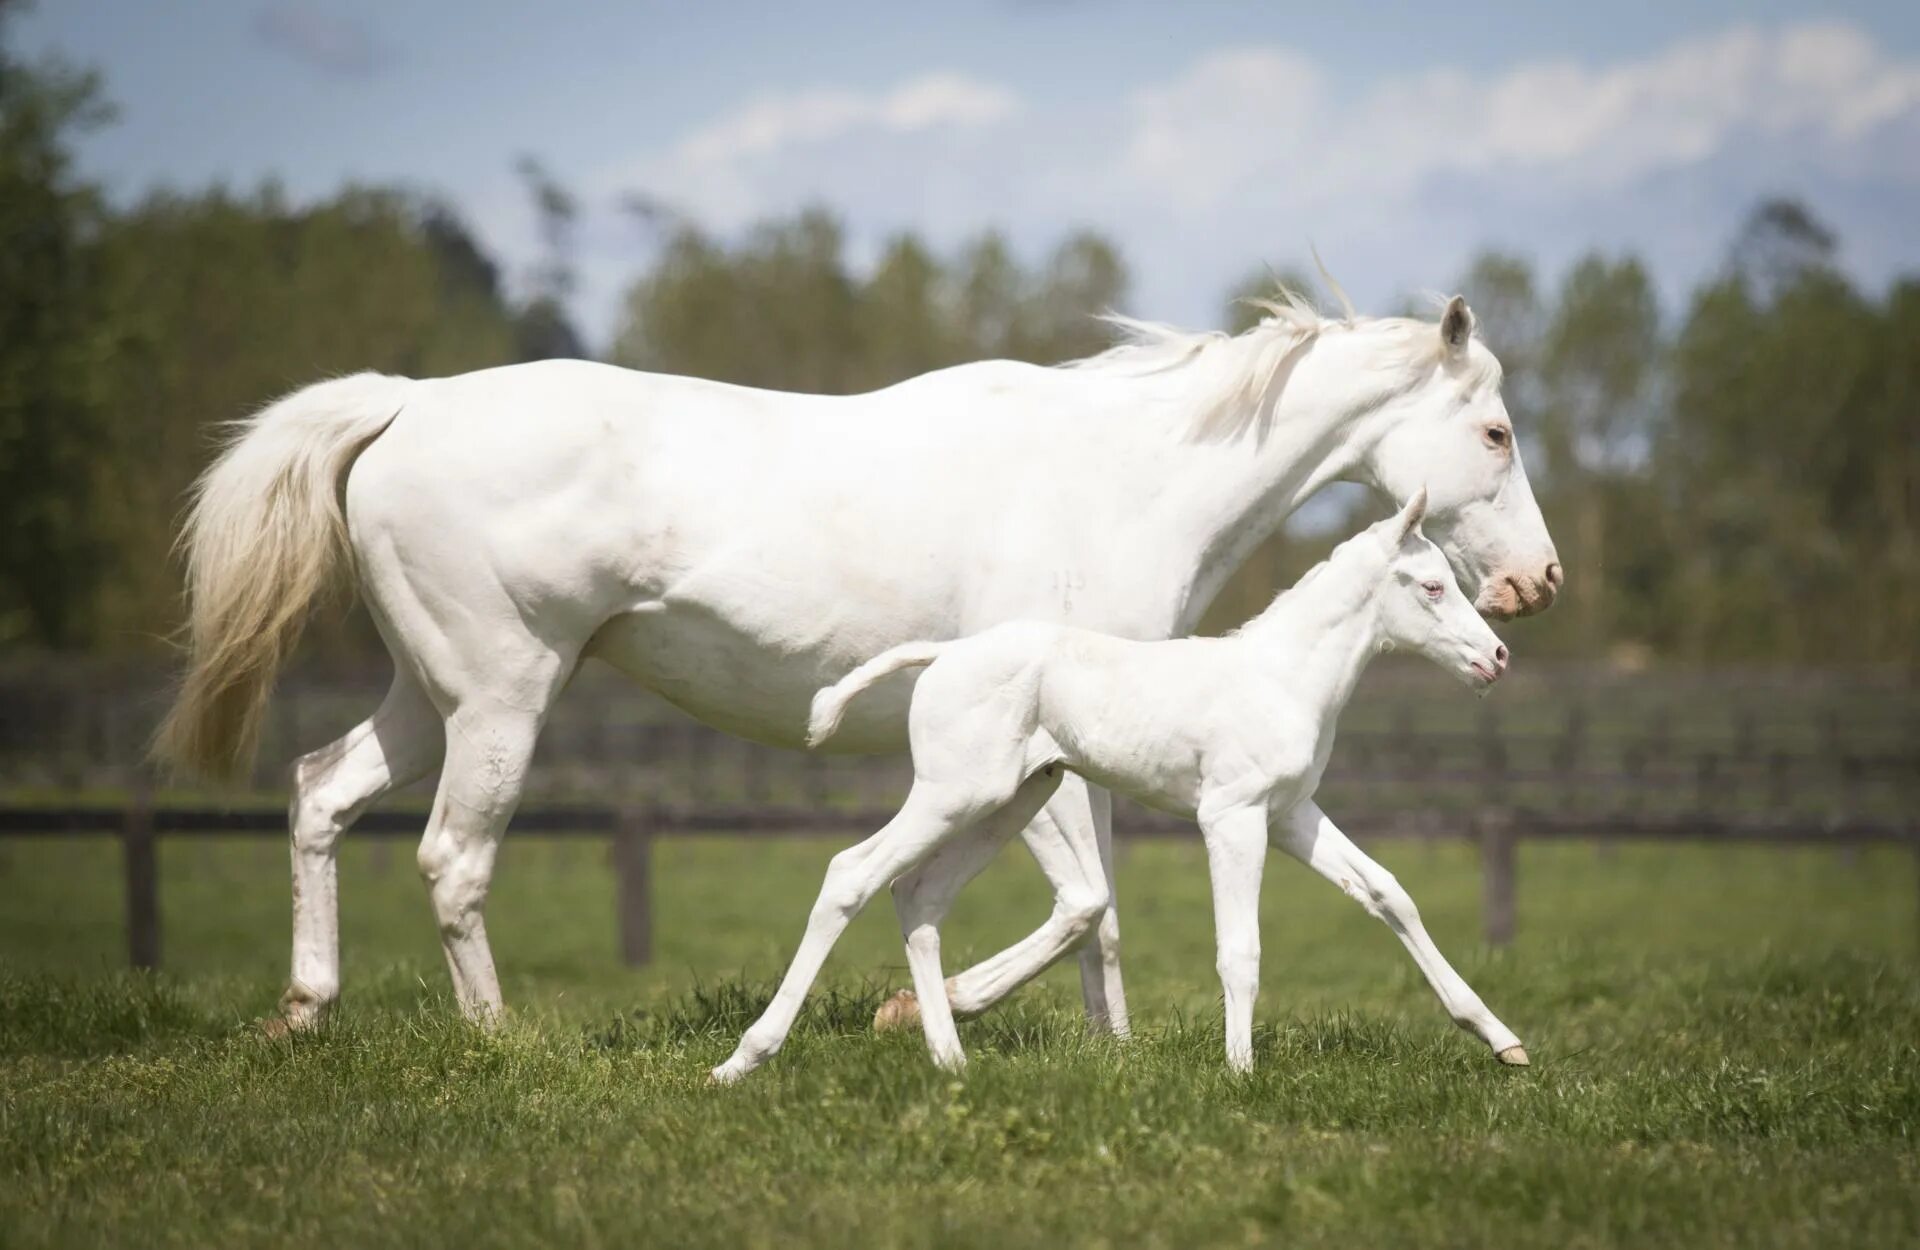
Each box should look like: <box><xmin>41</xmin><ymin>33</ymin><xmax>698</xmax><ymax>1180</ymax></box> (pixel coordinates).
<box><xmin>1362</xmin><ymin>297</ymin><xmax>1561</xmax><ymax>620</ymax></box>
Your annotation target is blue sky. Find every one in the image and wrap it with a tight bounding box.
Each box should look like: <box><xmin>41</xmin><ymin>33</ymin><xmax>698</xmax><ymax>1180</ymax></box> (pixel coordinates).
<box><xmin>23</xmin><ymin>2</ymin><xmax>1920</xmax><ymax>349</ymax></box>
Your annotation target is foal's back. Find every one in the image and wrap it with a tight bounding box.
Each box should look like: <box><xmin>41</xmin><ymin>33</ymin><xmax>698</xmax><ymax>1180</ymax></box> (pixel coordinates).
<box><xmin>910</xmin><ymin>623</ymin><xmax>1310</xmax><ymax>821</ymax></box>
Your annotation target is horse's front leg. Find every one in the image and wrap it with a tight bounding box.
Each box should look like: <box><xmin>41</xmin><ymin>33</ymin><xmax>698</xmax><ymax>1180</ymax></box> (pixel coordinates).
<box><xmin>1198</xmin><ymin>801</ymin><xmax>1270</xmax><ymax>1072</ymax></box>
<box><xmin>1273</xmin><ymin>799</ymin><xmax>1528</xmax><ymax>1065</ymax></box>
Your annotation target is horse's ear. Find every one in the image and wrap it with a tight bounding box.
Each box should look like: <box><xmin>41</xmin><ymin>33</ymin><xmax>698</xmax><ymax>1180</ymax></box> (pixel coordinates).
<box><xmin>1440</xmin><ymin>296</ymin><xmax>1474</xmax><ymax>355</ymax></box>
<box><xmin>1394</xmin><ymin>487</ymin><xmax>1429</xmax><ymax>545</ymax></box>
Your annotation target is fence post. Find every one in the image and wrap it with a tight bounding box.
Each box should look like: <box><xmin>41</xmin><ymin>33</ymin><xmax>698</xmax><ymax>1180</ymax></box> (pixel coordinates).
<box><xmin>615</xmin><ymin>807</ymin><xmax>656</xmax><ymax>967</ymax></box>
<box><xmin>1478</xmin><ymin>810</ymin><xmax>1516</xmax><ymax>949</ymax></box>
<box><xmin>123</xmin><ymin>783</ymin><xmax>160</xmax><ymax>970</ymax></box>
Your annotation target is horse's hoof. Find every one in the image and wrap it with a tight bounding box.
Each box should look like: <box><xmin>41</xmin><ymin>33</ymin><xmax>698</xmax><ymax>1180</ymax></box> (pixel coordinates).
<box><xmin>259</xmin><ymin>1015</ymin><xmax>294</xmax><ymax>1040</ymax></box>
<box><xmin>873</xmin><ymin>989</ymin><xmax>921</xmax><ymax>1032</ymax></box>
<box><xmin>1496</xmin><ymin>1044</ymin><xmax>1530</xmax><ymax>1067</ymax></box>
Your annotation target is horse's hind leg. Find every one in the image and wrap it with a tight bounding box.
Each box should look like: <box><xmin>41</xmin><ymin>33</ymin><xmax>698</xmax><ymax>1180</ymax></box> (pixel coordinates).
<box><xmin>280</xmin><ymin>671</ymin><xmax>442</xmax><ymax>1031</ymax></box>
<box><xmin>414</xmin><ymin>678</ymin><xmax>568</xmax><ymax>1024</ymax></box>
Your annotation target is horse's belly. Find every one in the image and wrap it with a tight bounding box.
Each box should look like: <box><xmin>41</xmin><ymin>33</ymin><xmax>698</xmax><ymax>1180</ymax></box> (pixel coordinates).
<box><xmin>588</xmin><ymin>607</ymin><xmax>916</xmax><ymax>755</ymax></box>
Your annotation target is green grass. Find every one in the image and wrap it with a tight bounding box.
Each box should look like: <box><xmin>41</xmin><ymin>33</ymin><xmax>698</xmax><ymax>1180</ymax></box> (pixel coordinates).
<box><xmin>2</xmin><ymin>834</ymin><xmax>1917</xmax><ymax>1247</ymax></box>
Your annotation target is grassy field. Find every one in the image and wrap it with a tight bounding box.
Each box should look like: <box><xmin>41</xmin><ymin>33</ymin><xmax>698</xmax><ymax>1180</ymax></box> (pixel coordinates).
<box><xmin>2</xmin><ymin>832</ymin><xmax>1918</xmax><ymax>1247</ymax></box>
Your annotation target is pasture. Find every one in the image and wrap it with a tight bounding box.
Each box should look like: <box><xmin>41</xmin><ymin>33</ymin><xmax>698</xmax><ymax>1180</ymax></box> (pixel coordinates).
<box><xmin>4</xmin><ymin>833</ymin><xmax>1916</xmax><ymax>1248</ymax></box>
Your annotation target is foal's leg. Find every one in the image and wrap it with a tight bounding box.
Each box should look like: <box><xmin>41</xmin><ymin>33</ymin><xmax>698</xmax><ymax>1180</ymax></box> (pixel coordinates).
<box><xmin>713</xmin><ymin>784</ymin><xmax>986</xmax><ymax>1084</ymax></box>
<box><xmin>1072</xmin><ymin>784</ymin><xmax>1128</xmax><ymax>1036</ymax></box>
<box><xmin>1199</xmin><ymin>802</ymin><xmax>1270</xmax><ymax>1072</ymax></box>
<box><xmin>880</xmin><ymin>775</ymin><xmax>1122</xmax><ymax>1032</ymax></box>
<box><xmin>893</xmin><ymin>771</ymin><xmax>1063</xmax><ymax>1070</ymax></box>
<box><xmin>1274</xmin><ymin>800</ymin><xmax>1527</xmax><ymax>1064</ymax></box>
<box><xmin>279</xmin><ymin>670</ymin><xmax>442</xmax><ymax>1031</ymax></box>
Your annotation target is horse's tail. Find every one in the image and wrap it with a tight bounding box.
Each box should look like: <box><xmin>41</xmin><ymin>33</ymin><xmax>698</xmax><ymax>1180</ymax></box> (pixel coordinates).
<box><xmin>806</xmin><ymin>641</ymin><xmax>948</xmax><ymax>748</ymax></box>
<box><xmin>153</xmin><ymin>373</ymin><xmax>411</xmax><ymax>781</ymax></box>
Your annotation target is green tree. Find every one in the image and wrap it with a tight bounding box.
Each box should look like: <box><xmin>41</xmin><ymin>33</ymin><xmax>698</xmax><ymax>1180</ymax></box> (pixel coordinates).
<box><xmin>1027</xmin><ymin>231</ymin><xmax>1128</xmax><ymax>361</ymax></box>
<box><xmin>511</xmin><ymin>156</ymin><xmax>584</xmax><ymax>360</ymax></box>
<box><xmin>856</xmin><ymin>233</ymin><xmax>954</xmax><ymax>387</ymax></box>
<box><xmin>1535</xmin><ymin>254</ymin><xmax>1662</xmax><ymax>654</ymax></box>
<box><xmin>90</xmin><ymin>187</ymin><xmax>521</xmax><ymax>646</ymax></box>
<box><xmin>1456</xmin><ymin>251</ymin><xmax>1545</xmax><ymax>422</ymax></box>
<box><xmin>614</xmin><ymin>209</ymin><xmax>860</xmax><ymax>392</ymax></box>
<box><xmin>0</xmin><ymin>4</ymin><xmax>113</xmax><ymax>646</ymax></box>
<box><xmin>1645</xmin><ymin>199</ymin><xmax>1917</xmax><ymax>666</ymax></box>
<box><xmin>614</xmin><ymin>209</ymin><xmax>1129</xmax><ymax>390</ymax></box>
<box><xmin>953</xmin><ymin>231</ymin><xmax>1028</xmax><ymax>361</ymax></box>
<box><xmin>1221</xmin><ymin>263</ymin><xmax>1324</xmax><ymax>333</ymax></box>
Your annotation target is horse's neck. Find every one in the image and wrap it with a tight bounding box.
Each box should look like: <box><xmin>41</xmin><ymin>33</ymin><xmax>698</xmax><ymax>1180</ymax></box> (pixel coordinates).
<box><xmin>1090</xmin><ymin>373</ymin><xmax>1378</xmax><ymax>635</ymax></box>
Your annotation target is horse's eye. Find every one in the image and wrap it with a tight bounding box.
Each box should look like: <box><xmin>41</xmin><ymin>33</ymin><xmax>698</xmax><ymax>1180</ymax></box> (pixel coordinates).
<box><xmin>1486</xmin><ymin>425</ymin><xmax>1510</xmax><ymax>448</ymax></box>
<box><xmin>1422</xmin><ymin>580</ymin><xmax>1444</xmax><ymax>601</ymax></box>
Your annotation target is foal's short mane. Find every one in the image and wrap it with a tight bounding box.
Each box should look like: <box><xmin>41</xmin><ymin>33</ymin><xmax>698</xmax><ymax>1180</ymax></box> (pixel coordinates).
<box><xmin>1061</xmin><ymin>286</ymin><xmax>1502</xmax><ymax>444</ymax></box>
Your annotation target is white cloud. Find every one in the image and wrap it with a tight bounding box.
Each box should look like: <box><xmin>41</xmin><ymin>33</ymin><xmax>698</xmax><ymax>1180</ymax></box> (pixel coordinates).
<box><xmin>669</xmin><ymin>73</ymin><xmax>1019</xmax><ymax>171</ymax></box>
<box><xmin>599</xmin><ymin>71</ymin><xmax>1021</xmax><ymax>239</ymax></box>
<box><xmin>1119</xmin><ymin>22</ymin><xmax>1920</xmax><ymax>220</ymax></box>
<box><xmin>565</xmin><ymin>21</ymin><xmax>1920</xmax><ymax>347</ymax></box>
<box><xmin>1122</xmin><ymin>49</ymin><xmax>1324</xmax><ymax>212</ymax></box>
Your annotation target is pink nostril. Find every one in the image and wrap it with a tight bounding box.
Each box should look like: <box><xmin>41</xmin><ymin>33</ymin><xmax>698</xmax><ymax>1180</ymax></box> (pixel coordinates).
<box><xmin>1493</xmin><ymin>644</ymin><xmax>1509</xmax><ymax>669</ymax></box>
<box><xmin>1544</xmin><ymin>562</ymin><xmax>1564</xmax><ymax>590</ymax></box>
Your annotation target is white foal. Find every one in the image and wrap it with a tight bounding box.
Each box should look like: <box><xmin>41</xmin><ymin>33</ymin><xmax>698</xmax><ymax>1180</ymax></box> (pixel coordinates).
<box><xmin>714</xmin><ymin>491</ymin><xmax>1527</xmax><ymax>1081</ymax></box>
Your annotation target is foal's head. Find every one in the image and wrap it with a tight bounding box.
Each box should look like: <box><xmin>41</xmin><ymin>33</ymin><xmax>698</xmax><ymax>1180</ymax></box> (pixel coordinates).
<box><xmin>1363</xmin><ymin>490</ymin><xmax>1510</xmax><ymax>691</ymax></box>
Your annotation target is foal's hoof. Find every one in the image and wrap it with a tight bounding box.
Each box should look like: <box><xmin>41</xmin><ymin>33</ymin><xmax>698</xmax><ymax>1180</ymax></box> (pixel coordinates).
<box><xmin>261</xmin><ymin>1000</ymin><xmax>328</xmax><ymax>1039</ymax></box>
<box><xmin>259</xmin><ymin>1011</ymin><xmax>324</xmax><ymax>1040</ymax></box>
<box><xmin>873</xmin><ymin>989</ymin><xmax>921</xmax><ymax>1032</ymax></box>
<box><xmin>1496</xmin><ymin>1044</ymin><xmax>1531</xmax><ymax>1067</ymax></box>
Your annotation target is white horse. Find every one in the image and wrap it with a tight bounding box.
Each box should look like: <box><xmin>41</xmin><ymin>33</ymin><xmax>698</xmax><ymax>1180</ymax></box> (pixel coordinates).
<box><xmin>714</xmin><ymin>489</ymin><xmax>1524</xmax><ymax>1082</ymax></box>
<box><xmin>155</xmin><ymin>289</ymin><xmax>1559</xmax><ymax>1034</ymax></box>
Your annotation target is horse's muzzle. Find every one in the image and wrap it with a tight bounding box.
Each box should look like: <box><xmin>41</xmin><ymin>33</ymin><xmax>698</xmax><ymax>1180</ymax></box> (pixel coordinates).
<box><xmin>1479</xmin><ymin>569</ymin><xmax>1559</xmax><ymax>620</ymax></box>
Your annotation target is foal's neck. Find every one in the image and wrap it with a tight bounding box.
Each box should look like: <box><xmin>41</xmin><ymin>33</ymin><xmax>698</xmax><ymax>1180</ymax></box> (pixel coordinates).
<box><xmin>1240</xmin><ymin>563</ymin><xmax>1384</xmax><ymax>724</ymax></box>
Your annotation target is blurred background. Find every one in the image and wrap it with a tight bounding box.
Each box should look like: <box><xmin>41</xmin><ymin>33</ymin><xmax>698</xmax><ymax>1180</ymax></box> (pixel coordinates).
<box><xmin>0</xmin><ymin>2</ymin><xmax>1914</xmax><ymax>970</ymax></box>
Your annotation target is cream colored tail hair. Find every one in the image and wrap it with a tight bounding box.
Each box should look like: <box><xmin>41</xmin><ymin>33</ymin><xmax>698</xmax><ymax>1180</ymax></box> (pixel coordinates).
<box><xmin>153</xmin><ymin>373</ymin><xmax>409</xmax><ymax>780</ymax></box>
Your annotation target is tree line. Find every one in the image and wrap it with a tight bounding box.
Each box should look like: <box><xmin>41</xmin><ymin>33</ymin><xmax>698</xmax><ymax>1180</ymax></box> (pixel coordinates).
<box><xmin>2</xmin><ymin>13</ymin><xmax>1913</xmax><ymax>668</ymax></box>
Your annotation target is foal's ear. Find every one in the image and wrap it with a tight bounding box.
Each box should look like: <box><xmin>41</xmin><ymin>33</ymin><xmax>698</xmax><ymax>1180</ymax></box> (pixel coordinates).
<box><xmin>1440</xmin><ymin>296</ymin><xmax>1474</xmax><ymax>356</ymax></box>
<box><xmin>1393</xmin><ymin>487</ymin><xmax>1429</xmax><ymax>545</ymax></box>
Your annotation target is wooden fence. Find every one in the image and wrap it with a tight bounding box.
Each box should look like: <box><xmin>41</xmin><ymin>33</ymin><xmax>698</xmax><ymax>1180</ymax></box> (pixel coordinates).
<box><xmin>2</xmin><ymin>792</ymin><xmax>1912</xmax><ymax>972</ymax></box>
<box><xmin>4</xmin><ymin>661</ymin><xmax>1914</xmax><ymax>969</ymax></box>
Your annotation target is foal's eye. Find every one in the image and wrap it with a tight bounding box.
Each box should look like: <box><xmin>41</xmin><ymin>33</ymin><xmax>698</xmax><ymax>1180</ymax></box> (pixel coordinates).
<box><xmin>1485</xmin><ymin>425</ymin><xmax>1511</xmax><ymax>448</ymax></box>
<box><xmin>1422</xmin><ymin>580</ymin><xmax>1444</xmax><ymax>601</ymax></box>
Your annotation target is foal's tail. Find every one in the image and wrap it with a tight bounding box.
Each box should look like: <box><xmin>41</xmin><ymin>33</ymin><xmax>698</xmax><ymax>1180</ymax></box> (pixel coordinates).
<box><xmin>806</xmin><ymin>641</ymin><xmax>949</xmax><ymax>748</ymax></box>
<box><xmin>153</xmin><ymin>373</ymin><xmax>411</xmax><ymax>781</ymax></box>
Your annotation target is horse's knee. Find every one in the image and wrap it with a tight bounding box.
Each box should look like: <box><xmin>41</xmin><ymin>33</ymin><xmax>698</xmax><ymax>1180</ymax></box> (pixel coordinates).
<box><xmin>289</xmin><ymin>738</ymin><xmax>397</xmax><ymax>858</ymax></box>
<box><xmin>417</xmin><ymin>835</ymin><xmax>492</xmax><ymax>931</ymax></box>
<box><xmin>1057</xmin><ymin>880</ymin><xmax>1111</xmax><ymax>936</ymax></box>
<box><xmin>1215</xmin><ymin>941</ymin><xmax>1260</xmax><ymax>991</ymax></box>
<box><xmin>288</xmin><ymin>758</ymin><xmax>352</xmax><ymax>857</ymax></box>
<box><xmin>812</xmin><ymin>848</ymin><xmax>872</xmax><ymax>921</ymax></box>
<box><xmin>1365</xmin><ymin>871</ymin><xmax>1417</xmax><ymax>924</ymax></box>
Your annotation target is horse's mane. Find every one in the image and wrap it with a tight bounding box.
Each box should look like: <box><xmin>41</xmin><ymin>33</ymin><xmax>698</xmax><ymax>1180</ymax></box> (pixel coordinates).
<box><xmin>1058</xmin><ymin>284</ymin><xmax>1501</xmax><ymax>444</ymax></box>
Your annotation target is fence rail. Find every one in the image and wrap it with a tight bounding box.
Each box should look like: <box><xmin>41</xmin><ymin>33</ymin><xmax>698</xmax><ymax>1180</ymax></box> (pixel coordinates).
<box><xmin>4</xmin><ymin>798</ymin><xmax>1913</xmax><ymax>972</ymax></box>
<box><xmin>5</xmin><ymin>661</ymin><xmax>1914</xmax><ymax>970</ymax></box>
